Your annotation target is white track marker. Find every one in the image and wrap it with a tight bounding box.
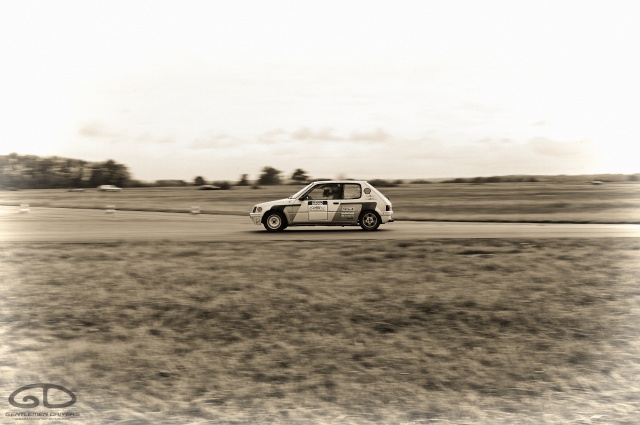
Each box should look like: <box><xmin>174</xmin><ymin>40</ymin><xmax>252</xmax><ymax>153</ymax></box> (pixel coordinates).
<box><xmin>191</xmin><ymin>206</ymin><xmax>201</xmax><ymax>215</ymax></box>
<box><xmin>19</xmin><ymin>204</ymin><xmax>30</xmax><ymax>213</ymax></box>
<box><xmin>105</xmin><ymin>205</ymin><xmax>116</xmax><ymax>214</ymax></box>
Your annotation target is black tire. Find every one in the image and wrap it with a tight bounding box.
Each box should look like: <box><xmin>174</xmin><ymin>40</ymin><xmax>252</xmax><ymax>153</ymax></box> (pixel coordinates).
<box><xmin>263</xmin><ymin>211</ymin><xmax>287</xmax><ymax>232</ymax></box>
<box><xmin>359</xmin><ymin>211</ymin><xmax>381</xmax><ymax>231</ymax></box>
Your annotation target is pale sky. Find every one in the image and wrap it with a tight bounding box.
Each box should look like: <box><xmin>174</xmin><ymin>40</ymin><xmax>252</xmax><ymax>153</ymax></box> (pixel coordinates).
<box><xmin>1</xmin><ymin>0</ymin><xmax>639</xmax><ymax>182</ymax></box>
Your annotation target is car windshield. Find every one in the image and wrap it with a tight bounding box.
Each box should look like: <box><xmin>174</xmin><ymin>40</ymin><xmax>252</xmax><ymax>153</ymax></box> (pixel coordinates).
<box><xmin>289</xmin><ymin>183</ymin><xmax>315</xmax><ymax>199</ymax></box>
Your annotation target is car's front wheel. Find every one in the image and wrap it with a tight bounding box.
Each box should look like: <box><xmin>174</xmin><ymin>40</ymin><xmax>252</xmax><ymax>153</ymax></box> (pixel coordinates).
<box><xmin>263</xmin><ymin>211</ymin><xmax>287</xmax><ymax>232</ymax></box>
<box><xmin>359</xmin><ymin>211</ymin><xmax>381</xmax><ymax>231</ymax></box>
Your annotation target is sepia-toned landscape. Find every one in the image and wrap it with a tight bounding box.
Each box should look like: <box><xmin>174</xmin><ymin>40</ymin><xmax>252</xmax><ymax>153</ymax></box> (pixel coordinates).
<box><xmin>2</xmin><ymin>1</ymin><xmax>639</xmax><ymax>423</ymax></box>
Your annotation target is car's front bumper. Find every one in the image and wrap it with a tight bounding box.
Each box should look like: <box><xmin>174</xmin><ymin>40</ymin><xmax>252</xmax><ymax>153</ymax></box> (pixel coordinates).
<box><xmin>250</xmin><ymin>213</ymin><xmax>263</xmax><ymax>225</ymax></box>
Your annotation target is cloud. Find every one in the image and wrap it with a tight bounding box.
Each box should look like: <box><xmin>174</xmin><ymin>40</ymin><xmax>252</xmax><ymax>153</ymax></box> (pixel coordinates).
<box><xmin>384</xmin><ymin>135</ymin><xmax>592</xmax><ymax>177</ymax></box>
<box><xmin>136</xmin><ymin>133</ymin><xmax>177</xmax><ymax>144</ymax></box>
<box><xmin>78</xmin><ymin>122</ymin><xmax>120</xmax><ymax>139</ymax></box>
<box><xmin>475</xmin><ymin>137</ymin><xmax>515</xmax><ymax>149</ymax></box>
<box><xmin>257</xmin><ymin>129</ymin><xmax>288</xmax><ymax>145</ymax></box>
<box><xmin>528</xmin><ymin>137</ymin><xmax>591</xmax><ymax>157</ymax></box>
<box><xmin>80</xmin><ymin>125</ymin><xmax>179</xmax><ymax>147</ymax></box>
<box><xmin>349</xmin><ymin>128</ymin><xmax>390</xmax><ymax>143</ymax></box>
<box><xmin>291</xmin><ymin>127</ymin><xmax>341</xmax><ymax>142</ymax></box>
<box><xmin>258</xmin><ymin>127</ymin><xmax>392</xmax><ymax>145</ymax></box>
<box><xmin>189</xmin><ymin>134</ymin><xmax>242</xmax><ymax>149</ymax></box>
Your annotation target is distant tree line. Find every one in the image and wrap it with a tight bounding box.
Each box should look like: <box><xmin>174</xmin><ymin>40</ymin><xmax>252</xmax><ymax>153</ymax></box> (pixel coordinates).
<box><xmin>193</xmin><ymin>167</ymin><xmax>311</xmax><ymax>188</ymax></box>
<box><xmin>443</xmin><ymin>176</ymin><xmax>539</xmax><ymax>184</ymax></box>
<box><xmin>5</xmin><ymin>153</ymin><xmax>638</xmax><ymax>190</ymax></box>
<box><xmin>0</xmin><ymin>154</ymin><xmax>319</xmax><ymax>190</ymax></box>
<box><xmin>0</xmin><ymin>153</ymin><xmax>132</xmax><ymax>189</ymax></box>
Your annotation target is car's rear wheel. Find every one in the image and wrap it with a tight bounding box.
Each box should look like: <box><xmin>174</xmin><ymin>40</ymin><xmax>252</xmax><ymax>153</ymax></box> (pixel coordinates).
<box><xmin>359</xmin><ymin>211</ymin><xmax>380</xmax><ymax>231</ymax></box>
<box><xmin>263</xmin><ymin>211</ymin><xmax>287</xmax><ymax>232</ymax></box>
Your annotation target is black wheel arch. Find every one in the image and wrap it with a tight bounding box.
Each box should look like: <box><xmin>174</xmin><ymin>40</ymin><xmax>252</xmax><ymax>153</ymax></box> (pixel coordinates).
<box><xmin>262</xmin><ymin>208</ymin><xmax>289</xmax><ymax>231</ymax></box>
<box><xmin>262</xmin><ymin>207</ymin><xmax>289</xmax><ymax>225</ymax></box>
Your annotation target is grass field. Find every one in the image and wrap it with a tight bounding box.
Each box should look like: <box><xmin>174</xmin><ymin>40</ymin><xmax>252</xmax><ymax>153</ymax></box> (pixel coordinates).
<box><xmin>1</xmin><ymin>181</ymin><xmax>640</xmax><ymax>223</ymax></box>
<box><xmin>1</xmin><ymin>239</ymin><xmax>639</xmax><ymax>424</ymax></box>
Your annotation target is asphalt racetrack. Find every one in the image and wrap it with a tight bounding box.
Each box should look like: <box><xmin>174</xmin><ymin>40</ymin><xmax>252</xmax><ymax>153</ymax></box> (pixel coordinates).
<box><xmin>1</xmin><ymin>206</ymin><xmax>639</xmax><ymax>242</ymax></box>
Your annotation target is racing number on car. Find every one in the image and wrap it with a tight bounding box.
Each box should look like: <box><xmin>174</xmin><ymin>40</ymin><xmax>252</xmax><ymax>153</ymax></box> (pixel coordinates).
<box><xmin>308</xmin><ymin>200</ymin><xmax>328</xmax><ymax>220</ymax></box>
<box><xmin>308</xmin><ymin>200</ymin><xmax>327</xmax><ymax>211</ymax></box>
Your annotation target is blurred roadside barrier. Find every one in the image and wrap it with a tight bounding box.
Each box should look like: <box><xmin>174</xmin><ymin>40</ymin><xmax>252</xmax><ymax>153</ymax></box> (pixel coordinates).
<box><xmin>19</xmin><ymin>204</ymin><xmax>30</xmax><ymax>213</ymax></box>
<box><xmin>191</xmin><ymin>206</ymin><xmax>200</xmax><ymax>215</ymax></box>
<box><xmin>105</xmin><ymin>205</ymin><xmax>116</xmax><ymax>214</ymax></box>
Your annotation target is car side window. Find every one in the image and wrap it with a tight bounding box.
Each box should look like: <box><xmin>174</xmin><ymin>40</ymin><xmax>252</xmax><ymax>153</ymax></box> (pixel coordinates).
<box><xmin>304</xmin><ymin>185</ymin><xmax>327</xmax><ymax>200</ymax></box>
<box><xmin>343</xmin><ymin>184</ymin><xmax>361</xmax><ymax>199</ymax></box>
<box><xmin>304</xmin><ymin>184</ymin><xmax>343</xmax><ymax>200</ymax></box>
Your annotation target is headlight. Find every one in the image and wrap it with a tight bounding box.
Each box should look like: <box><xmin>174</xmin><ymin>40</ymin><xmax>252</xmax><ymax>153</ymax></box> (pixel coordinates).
<box><xmin>257</xmin><ymin>207</ymin><xmax>263</xmax><ymax>213</ymax></box>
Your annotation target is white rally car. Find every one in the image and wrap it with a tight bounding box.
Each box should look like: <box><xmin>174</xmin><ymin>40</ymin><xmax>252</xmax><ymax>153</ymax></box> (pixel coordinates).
<box><xmin>250</xmin><ymin>180</ymin><xmax>393</xmax><ymax>231</ymax></box>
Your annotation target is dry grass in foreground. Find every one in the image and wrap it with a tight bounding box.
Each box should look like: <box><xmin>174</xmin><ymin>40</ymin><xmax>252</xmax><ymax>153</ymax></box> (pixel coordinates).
<box><xmin>1</xmin><ymin>239</ymin><xmax>639</xmax><ymax>424</ymax></box>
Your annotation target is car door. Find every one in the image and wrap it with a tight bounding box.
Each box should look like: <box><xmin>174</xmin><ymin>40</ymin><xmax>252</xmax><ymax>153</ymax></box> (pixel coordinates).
<box><xmin>291</xmin><ymin>184</ymin><xmax>329</xmax><ymax>223</ymax></box>
<box><xmin>308</xmin><ymin>200</ymin><xmax>329</xmax><ymax>221</ymax></box>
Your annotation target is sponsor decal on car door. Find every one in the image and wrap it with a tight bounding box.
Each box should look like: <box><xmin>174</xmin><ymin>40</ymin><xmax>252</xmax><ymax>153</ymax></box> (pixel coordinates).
<box><xmin>308</xmin><ymin>200</ymin><xmax>328</xmax><ymax>221</ymax></box>
<box><xmin>334</xmin><ymin>204</ymin><xmax>358</xmax><ymax>222</ymax></box>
